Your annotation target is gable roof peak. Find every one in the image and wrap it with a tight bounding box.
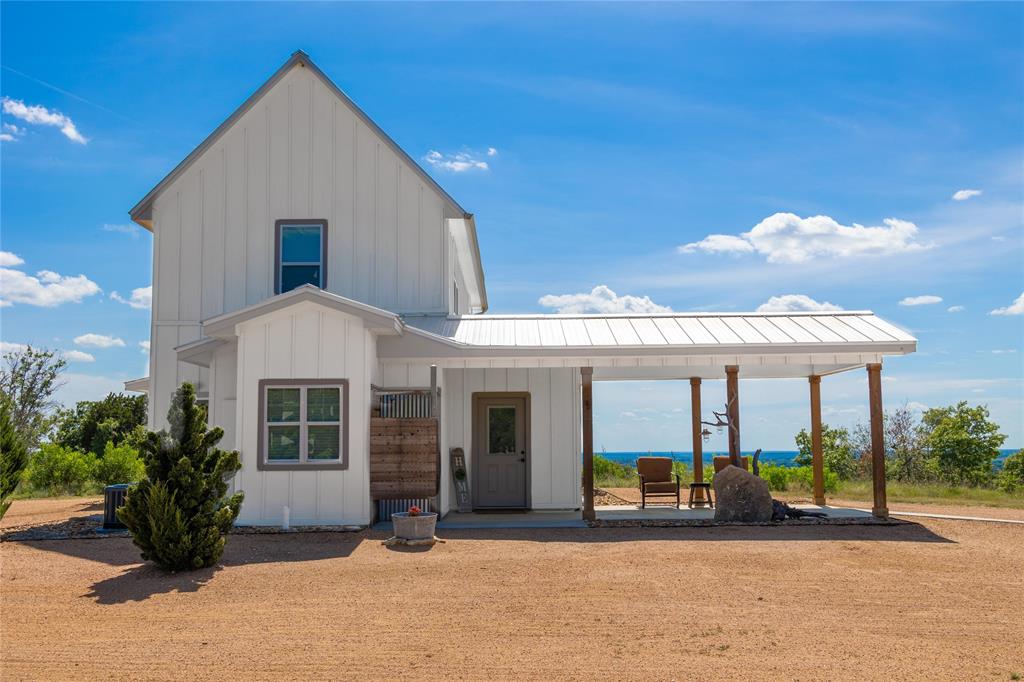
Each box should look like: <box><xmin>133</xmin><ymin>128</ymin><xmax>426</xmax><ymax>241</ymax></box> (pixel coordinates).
<box><xmin>128</xmin><ymin>49</ymin><xmax>470</xmax><ymax>228</ymax></box>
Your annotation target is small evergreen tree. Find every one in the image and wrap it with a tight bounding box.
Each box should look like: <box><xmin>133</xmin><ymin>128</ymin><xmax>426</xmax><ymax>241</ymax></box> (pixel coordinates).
<box><xmin>0</xmin><ymin>402</ymin><xmax>29</xmax><ymax>519</ymax></box>
<box><xmin>118</xmin><ymin>383</ymin><xmax>243</xmax><ymax>571</ymax></box>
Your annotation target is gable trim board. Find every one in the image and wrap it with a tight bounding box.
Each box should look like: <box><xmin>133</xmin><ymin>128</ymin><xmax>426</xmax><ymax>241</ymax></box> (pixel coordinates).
<box><xmin>130</xmin><ymin>50</ymin><xmax>487</xmax><ymax>313</ymax></box>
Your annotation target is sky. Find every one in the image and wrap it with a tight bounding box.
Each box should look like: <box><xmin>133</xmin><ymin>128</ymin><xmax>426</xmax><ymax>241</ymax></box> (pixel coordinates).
<box><xmin>1</xmin><ymin>2</ymin><xmax>1021</xmax><ymax>451</ymax></box>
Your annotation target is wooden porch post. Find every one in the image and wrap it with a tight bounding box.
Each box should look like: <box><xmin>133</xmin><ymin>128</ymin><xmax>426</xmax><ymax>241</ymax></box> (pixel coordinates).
<box><xmin>867</xmin><ymin>363</ymin><xmax>888</xmax><ymax>518</ymax></box>
<box><xmin>809</xmin><ymin>375</ymin><xmax>826</xmax><ymax>505</ymax></box>
<box><xmin>690</xmin><ymin>377</ymin><xmax>704</xmax><ymax>500</ymax></box>
<box><xmin>581</xmin><ymin>367</ymin><xmax>595</xmax><ymax>522</ymax></box>
<box><xmin>725</xmin><ymin>365</ymin><xmax>741</xmax><ymax>466</ymax></box>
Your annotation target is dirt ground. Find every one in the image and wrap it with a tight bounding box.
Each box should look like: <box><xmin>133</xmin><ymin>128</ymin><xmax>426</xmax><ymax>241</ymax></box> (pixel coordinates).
<box><xmin>601</xmin><ymin>486</ymin><xmax>1024</xmax><ymax>521</ymax></box>
<box><xmin>2</xmin><ymin>498</ymin><xmax>1023</xmax><ymax>681</ymax></box>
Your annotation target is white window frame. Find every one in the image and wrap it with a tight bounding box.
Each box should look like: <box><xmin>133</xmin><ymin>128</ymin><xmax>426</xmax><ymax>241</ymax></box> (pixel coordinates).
<box><xmin>258</xmin><ymin>379</ymin><xmax>349</xmax><ymax>471</ymax></box>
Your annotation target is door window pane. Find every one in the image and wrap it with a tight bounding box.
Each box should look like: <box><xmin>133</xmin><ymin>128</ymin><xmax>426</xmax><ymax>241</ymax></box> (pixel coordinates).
<box><xmin>281</xmin><ymin>265</ymin><xmax>321</xmax><ymax>292</ymax></box>
<box><xmin>281</xmin><ymin>225</ymin><xmax>321</xmax><ymax>262</ymax></box>
<box><xmin>267</xmin><ymin>388</ymin><xmax>300</xmax><ymax>422</ymax></box>
<box><xmin>308</xmin><ymin>425</ymin><xmax>340</xmax><ymax>460</ymax></box>
<box><xmin>268</xmin><ymin>425</ymin><xmax>300</xmax><ymax>460</ymax></box>
<box><xmin>307</xmin><ymin>388</ymin><xmax>340</xmax><ymax>422</ymax></box>
<box><xmin>488</xmin><ymin>406</ymin><xmax>516</xmax><ymax>454</ymax></box>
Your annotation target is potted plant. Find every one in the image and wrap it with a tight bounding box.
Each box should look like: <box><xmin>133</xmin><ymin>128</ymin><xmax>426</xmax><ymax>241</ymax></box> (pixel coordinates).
<box><xmin>391</xmin><ymin>505</ymin><xmax>438</xmax><ymax>541</ymax></box>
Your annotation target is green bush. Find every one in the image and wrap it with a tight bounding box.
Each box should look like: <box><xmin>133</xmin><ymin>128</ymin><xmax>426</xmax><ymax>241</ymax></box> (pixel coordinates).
<box><xmin>789</xmin><ymin>465</ymin><xmax>839</xmax><ymax>494</ymax></box>
<box><xmin>93</xmin><ymin>441</ymin><xmax>145</xmax><ymax>486</ymax></box>
<box><xmin>759</xmin><ymin>465</ymin><xmax>790</xmax><ymax>491</ymax></box>
<box><xmin>998</xmin><ymin>450</ymin><xmax>1024</xmax><ymax>493</ymax></box>
<box><xmin>24</xmin><ymin>444</ymin><xmax>97</xmax><ymax>495</ymax></box>
<box><xmin>118</xmin><ymin>383</ymin><xmax>243</xmax><ymax>571</ymax></box>
<box><xmin>593</xmin><ymin>454</ymin><xmax>636</xmax><ymax>486</ymax></box>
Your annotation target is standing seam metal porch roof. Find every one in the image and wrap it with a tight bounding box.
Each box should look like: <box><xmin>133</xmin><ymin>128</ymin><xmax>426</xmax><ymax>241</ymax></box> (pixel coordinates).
<box><xmin>400</xmin><ymin>311</ymin><xmax>917</xmax><ymax>350</ymax></box>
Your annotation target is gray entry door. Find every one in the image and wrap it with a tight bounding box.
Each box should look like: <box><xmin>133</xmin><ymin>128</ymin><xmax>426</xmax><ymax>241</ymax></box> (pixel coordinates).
<box><xmin>473</xmin><ymin>396</ymin><xmax>528</xmax><ymax>508</ymax></box>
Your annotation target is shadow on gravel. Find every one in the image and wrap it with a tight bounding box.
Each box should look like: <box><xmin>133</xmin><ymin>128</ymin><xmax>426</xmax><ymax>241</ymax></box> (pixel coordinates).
<box><xmin>434</xmin><ymin>521</ymin><xmax>955</xmax><ymax>545</ymax></box>
<box><xmin>85</xmin><ymin>563</ymin><xmax>221</xmax><ymax>604</ymax></box>
<box><xmin>6</xmin><ymin>531</ymin><xmax>370</xmax><ymax>603</ymax></box>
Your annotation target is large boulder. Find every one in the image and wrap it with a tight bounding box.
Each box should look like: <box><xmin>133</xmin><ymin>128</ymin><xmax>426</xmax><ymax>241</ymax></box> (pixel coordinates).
<box><xmin>713</xmin><ymin>465</ymin><xmax>773</xmax><ymax>523</ymax></box>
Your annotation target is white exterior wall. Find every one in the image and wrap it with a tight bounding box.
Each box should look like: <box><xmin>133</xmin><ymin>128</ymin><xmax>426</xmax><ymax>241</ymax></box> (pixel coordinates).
<box><xmin>147</xmin><ymin>63</ymin><xmax>465</xmax><ymax>428</ymax></box>
<box><xmin>442</xmin><ymin>367</ymin><xmax>582</xmax><ymax>512</ymax></box>
<box><xmin>233</xmin><ymin>301</ymin><xmax>374</xmax><ymax>525</ymax></box>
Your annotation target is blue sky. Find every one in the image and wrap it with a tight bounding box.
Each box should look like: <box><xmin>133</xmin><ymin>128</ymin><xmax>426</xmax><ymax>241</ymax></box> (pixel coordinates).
<box><xmin>1</xmin><ymin>2</ymin><xmax>1021</xmax><ymax>450</ymax></box>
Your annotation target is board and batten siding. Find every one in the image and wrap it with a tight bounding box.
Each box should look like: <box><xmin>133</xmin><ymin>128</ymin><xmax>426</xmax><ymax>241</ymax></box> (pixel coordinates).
<box><xmin>442</xmin><ymin>367</ymin><xmax>582</xmax><ymax>512</ymax></box>
<box><xmin>234</xmin><ymin>301</ymin><xmax>374</xmax><ymax>525</ymax></box>
<box><xmin>148</xmin><ymin>63</ymin><xmax>461</xmax><ymax>428</ymax></box>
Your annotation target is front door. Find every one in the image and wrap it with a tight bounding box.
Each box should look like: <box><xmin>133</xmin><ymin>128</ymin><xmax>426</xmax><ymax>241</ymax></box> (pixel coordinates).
<box><xmin>473</xmin><ymin>394</ymin><xmax>529</xmax><ymax>508</ymax></box>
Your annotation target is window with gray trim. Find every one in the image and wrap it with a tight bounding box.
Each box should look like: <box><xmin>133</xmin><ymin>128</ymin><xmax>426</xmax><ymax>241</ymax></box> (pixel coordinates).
<box><xmin>258</xmin><ymin>380</ymin><xmax>349</xmax><ymax>470</ymax></box>
<box><xmin>275</xmin><ymin>220</ymin><xmax>327</xmax><ymax>294</ymax></box>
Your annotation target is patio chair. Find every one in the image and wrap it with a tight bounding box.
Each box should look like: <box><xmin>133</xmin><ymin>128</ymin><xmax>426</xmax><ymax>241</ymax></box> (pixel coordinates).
<box><xmin>712</xmin><ymin>449</ymin><xmax>761</xmax><ymax>474</ymax></box>
<box><xmin>636</xmin><ymin>457</ymin><xmax>681</xmax><ymax>509</ymax></box>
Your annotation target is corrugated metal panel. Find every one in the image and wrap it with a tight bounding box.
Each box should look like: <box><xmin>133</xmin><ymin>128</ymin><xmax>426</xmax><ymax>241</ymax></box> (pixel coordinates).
<box><xmin>377</xmin><ymin>498</ymin><xmax>434</xmax><ymax>521</ymax></box>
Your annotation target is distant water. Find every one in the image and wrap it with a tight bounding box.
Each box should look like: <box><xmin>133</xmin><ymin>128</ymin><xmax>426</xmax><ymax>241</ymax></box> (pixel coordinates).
<box><xmin>598</xmin><ymin>449</ymin><xmax>1019</xmax><ymax>468</ymax></box>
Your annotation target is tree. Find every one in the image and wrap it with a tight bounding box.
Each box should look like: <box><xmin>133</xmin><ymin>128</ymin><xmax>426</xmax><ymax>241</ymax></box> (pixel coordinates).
<box><xmin>884</xmin><ymin>404</ymin><xmax>933</xmax><ymax>483</ymax></box>
<box><xmin>53</xmin><ymin>393</ymin><xmax>148</xmax><ymax>456</ymax></box>
<box><xmin>0</xmin><ymin>346</ymin><xmax>67</xmax><ymax>451</ymax></box>
<box><xmin>921</xmin><ymin>402</ymin><xmax>1006</xmax><ymax>486</ymax></box>
<box><xmin>0</xmin><ymin>402</ymin><xmax>29</xmax><ymax>519</ymax></box>
<box><xmin>118</xmin><ymin>383</ymin><xmax>244</xmax><ymax>571</ymax></box>
<box><xmin>997</xmin><ymin>450</ymin><xmax>1024</xmax><ymax>493</ymax></box>
<box><xmin>794</xmin><ymin>424</ymin><xmax>858</xmax><ymax>480</ymax></box>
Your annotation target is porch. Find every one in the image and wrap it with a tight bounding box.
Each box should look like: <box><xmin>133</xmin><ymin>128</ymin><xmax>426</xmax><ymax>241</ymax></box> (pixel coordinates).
<box><xmin>428</xmin><ymin>504</ymin><xmax>877</xmax><ymax>530</ymax></box>
<box><xmin>379</xmin><ymin>310</ymin><xmax>917</xmax><ymax>521</ymax></box>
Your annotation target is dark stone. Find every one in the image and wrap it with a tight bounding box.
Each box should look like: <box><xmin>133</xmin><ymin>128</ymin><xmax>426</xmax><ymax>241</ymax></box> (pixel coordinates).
<box><xmin>713</xmin><ymin>465</ymin><xmax>773</xmax><ymax>522</ymax></box>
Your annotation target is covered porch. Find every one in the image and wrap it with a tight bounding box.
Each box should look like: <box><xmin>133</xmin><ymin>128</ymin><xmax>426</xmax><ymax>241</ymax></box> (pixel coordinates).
<box><xmin>380</xmin><ymin>310</ymin><xmax>916</xmax><ymax>521</ymax></box>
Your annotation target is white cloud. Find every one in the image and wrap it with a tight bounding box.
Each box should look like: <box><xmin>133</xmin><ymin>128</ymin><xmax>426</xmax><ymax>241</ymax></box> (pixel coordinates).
<box><xmin>0</xmin><ymin>251</ymin><xmax>25</xmax><ymax>267</ymax></box>
<box><xmin>0</xmin><ymin>122</ymin><xmax>22</xmax><ymax>143</ymax></box>
<box><xmin>139</xmin><ymin>340</ymin><xmax>150</xmax><ymax>354</ymax></box>
<box><xmin>110</xmin><ymin>285</ymin><xmax>152</xmax><ymax>310</ymax></box>
<box><xmin>947</xmin><ymin>305</ymin><xmax>965</xmax><ymax>313</ymax></box>
<box><xmin>755</xmin><ymin>294</ymin><xmax>843</xmax><ymax>313</ymax></box>
<box><xmin>990</xmin><ymin>292</ymin><xmax>1024</xmax><ymax>316</ymax></box>
<box><xmin>0</xmin><ymin>260</ymin><xmax>101</xmax><ymax>307</ymax></box>
<box><xmin>0</xmin><ymin>341</ymin><xmax>28</xmax><ymax>355</ymax></box>
<box><xmin>679</xmin><ymin>212</ymin><xmax>932</xmax><ymax>264</ymax></box>
<box><xmin>74</xmin><ymin>333</ymin><xmax>126</xmax><ymax>348</ymax></box>
<box><xmin>952</xmin><ymin>189</ymin><xmax>982</xmax><ymax>201</ymax></box>
<box><xmin>62</xmin><ymin>350</ymin><xmax>95</xmax><ymax>363</ymax></box>
<box><xmin>538</xmin><ymin>285</ymin><xmax>672</xmax><ymax>314</ymax></box>
<box><xmin>899</xmin><ymin>295</ymin><xmax>943</xmax><ymax>306</ymax></box>
<box><xmin>101</xmin><ymin>223</ymin><xmax>139</xmax><ymax>237</ymax></box>
<box><xmin>679</xmin><ymin>234</ymin><xmax>754</xmax><ymax>256</ymax></box>
<box><xmin>1</xmin><ymin>97</ymin><xmax>87</xmax><ymax>144</ymax></box>
<box><xmin>423</xmin><ymin>149</ymin><xmax>490</xmax><ymax>173</ymax></box>
<box><xmin>486</xmin><ymin>147</ymin><xmax>498</xmax><ymax>157</ymax></box>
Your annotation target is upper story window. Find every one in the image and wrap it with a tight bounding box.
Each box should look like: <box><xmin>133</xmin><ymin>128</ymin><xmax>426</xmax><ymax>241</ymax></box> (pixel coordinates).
<box><xmin>275</xmin><ymin>219</ymin><xmax>328</xmax><ymax>294</ymax></box>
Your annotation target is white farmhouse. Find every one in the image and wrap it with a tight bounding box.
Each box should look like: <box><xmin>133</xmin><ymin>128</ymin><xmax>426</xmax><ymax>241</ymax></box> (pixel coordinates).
<box><xmin>128</xmin><ymin>51</ymin><xmax>915</xmax><ymax>526</ymax></box>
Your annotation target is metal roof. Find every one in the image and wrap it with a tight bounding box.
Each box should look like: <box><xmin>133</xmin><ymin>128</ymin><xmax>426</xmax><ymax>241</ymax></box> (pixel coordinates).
<box><xmin>401</xmin><ymin>311</ymin><xmax>916</xmax><ymax>350</ymax></box>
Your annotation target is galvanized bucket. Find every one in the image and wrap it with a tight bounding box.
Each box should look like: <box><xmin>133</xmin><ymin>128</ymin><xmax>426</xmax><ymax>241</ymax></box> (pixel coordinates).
<box><xmin>391</xmin><ymin>512</ymin><xmax>438</xmax><ymax>540</ymax></box>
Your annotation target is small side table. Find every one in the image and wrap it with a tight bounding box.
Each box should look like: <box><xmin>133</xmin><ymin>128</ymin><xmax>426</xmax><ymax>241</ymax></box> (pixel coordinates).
<box><xmin>688</xmin><ymin>482</ymin><xmax>713</xmax><ymax>509</ymax></box>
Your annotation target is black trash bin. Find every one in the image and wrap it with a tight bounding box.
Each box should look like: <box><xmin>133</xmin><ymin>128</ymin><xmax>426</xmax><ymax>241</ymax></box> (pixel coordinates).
<box><xmin>103</xmin><ymin>484</ymin><xmax>131</xmax><ymax>529</ymax></box>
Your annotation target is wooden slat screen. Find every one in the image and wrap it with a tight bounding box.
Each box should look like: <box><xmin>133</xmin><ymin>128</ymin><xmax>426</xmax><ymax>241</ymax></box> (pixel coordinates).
<box><xmin>369</xmin><ymin>417</ymin><xmax>439</xmax><ymax>499</ymax></box>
